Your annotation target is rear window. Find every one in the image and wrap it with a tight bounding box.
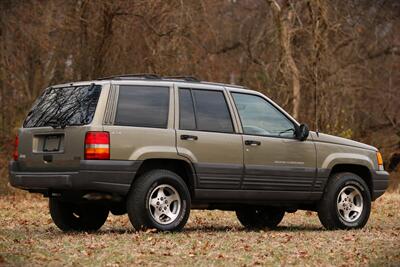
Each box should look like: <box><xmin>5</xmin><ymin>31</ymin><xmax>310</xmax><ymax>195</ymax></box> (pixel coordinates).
<box><xmin>23</xmin><ymin>84</ymin><xmax>102</xmax><ymax>128</ymax></box>
<box><xmin>114</xmin><ymin>85</ymin><xmax>169</xmax><ymax>128</ymax></box>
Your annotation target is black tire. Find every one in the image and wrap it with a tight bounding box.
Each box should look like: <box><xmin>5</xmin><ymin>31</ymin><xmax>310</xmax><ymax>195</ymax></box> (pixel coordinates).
<box><xmin>236</xmin><ymin>207</ymin><xmax>285</xmax><ymax>229</ymax></box>
<box><xmin>126</xmin><ymin>169</ymin><xmax>191</xmax><ymax>232</ymax></box>
<box><xmin>317</xmin><ymin>172</ymin><xmax>371</xmax><ymax>230</ymax></box>
<box><xmin>49</xmin><ymin>198</ymin><xmax>109</xmax><ymax>232</ymax></box>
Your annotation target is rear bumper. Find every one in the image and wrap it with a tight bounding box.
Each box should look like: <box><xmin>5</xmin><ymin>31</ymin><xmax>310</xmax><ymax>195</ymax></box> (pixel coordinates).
<box><xmin>9</xmin><ymin>160</ymin><xmax>142</xmax><ymax>195</ymax></box>
<box><xmin>372</xmin><ymin>170</ymin><xmax>390</xmax><ymax>200</ymax></box>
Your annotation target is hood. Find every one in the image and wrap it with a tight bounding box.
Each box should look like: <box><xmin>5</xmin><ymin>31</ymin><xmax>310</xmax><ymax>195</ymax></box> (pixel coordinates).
<box><xmin>311</xmin><ymin>132</ymin><xmax>377</xmax><ymax>151</ymax></box>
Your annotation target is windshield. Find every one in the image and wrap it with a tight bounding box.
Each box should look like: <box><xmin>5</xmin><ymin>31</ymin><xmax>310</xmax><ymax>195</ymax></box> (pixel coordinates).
<box><xmin>23</xmin><ymin>84</ymin><xmax>102</xmax><ymax>128</ymax></box>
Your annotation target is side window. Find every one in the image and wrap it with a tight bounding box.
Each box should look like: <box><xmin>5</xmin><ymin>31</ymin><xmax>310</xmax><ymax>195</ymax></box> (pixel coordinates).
<box><xmin>232</xmin><ymin>93</ymin><xmax>295</xmax><ymax>137</ymax></box>
<box><xmin>193</xmin><ymin>90</ymin><xmax>234</xmax><ymax>133</ymax></box>
<box><xmin>179</xmin><ymin>88</ymin><xmax>234</xmax><ymax>133</ymax></box>
<box><xmin>179</xmin><ymin>89</ymin><xmax>196</xmax><ymax>130</ymax></box>
<box><xmin>115</xmin><ymin>85</ymin><xmax>169</xmax><ymax>128</ymax></box>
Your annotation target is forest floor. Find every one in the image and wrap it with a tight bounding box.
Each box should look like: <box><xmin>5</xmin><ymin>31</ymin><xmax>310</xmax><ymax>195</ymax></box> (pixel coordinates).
<box><xmin>0</xmin><ymin>193</ymin><xmax>399</xmax><ymax>266</ymax></box>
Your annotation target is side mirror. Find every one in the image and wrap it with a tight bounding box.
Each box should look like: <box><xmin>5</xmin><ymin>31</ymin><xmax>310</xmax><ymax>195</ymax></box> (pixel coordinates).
<box><xmin>296</xmin><ymin>123</ymin><xmax>309</xmax><ymax>141</ymax></box>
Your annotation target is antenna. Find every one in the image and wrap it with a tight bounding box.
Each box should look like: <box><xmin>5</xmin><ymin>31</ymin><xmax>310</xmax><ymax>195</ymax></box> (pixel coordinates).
<box><xmin>314</xmin><ymin>58</ymin><xmax>319</xmax><ymax>136</ymax></box>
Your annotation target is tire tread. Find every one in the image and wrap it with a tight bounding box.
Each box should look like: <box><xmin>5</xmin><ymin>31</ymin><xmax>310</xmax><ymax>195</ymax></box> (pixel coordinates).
<box><xmin>126</xmin><ymin>169</ymin><xmax>191</xmax><ymax>231</ymax></box>
<box><xmin>317</xmin><ymin>172</ymin><xmax>371</xmax><ymax>230</ymax></box>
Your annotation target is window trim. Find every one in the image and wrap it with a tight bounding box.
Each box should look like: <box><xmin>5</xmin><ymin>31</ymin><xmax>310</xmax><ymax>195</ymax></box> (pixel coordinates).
<box><xmin>114</xmin><ymin>84</ymin><xmax>170</xmax><ymax>129</ymax></box>
<box><xmin>231</xmin><ymin>91</ymin><xmax>298</xmax><ymax>140</ymax></box>
<box><xmin>178</xmin><ymin>88</ymin><xmax>235</xmax><ymax>134</ymax></box>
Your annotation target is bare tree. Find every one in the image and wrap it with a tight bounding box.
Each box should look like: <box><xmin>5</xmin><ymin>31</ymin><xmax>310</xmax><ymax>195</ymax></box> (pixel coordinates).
<box><xmin>0</xmin><ymin>0</ymin><xmax>399</xmax><ymax>191</ymax></box>
<box><xmin>267</xmin><ymin>0</ymin><xmax>301</xmax><ymax>120</ymax></box>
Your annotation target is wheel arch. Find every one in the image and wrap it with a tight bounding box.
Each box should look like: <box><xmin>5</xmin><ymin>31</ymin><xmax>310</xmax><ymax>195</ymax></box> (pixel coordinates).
<box><xmin>133</xmin><ymin>158</ymin><xmax>196</xmax><ymax>196</ymax></box>
<box><xmin>328</xmin><ymin>164</ymin><xmax>373</xmax><ymax>196</ymax></box>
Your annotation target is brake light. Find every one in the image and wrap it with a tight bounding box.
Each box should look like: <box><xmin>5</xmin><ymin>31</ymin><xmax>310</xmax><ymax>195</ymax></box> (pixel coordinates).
<box><xmin>84</xmin><ymin>131</ymin><xmax>110</xmax><ymax>160</ymax></box>
<box><xmin>13</xmin><ymin>135</ymin><xmax>19</xmax><ymax>161</ymax></box>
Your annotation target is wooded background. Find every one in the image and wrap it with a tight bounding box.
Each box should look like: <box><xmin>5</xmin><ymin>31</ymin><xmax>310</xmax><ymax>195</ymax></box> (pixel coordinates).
<box><xmin>0</xmin><ymin>0</ymin><xmax>399</xmax><ymax>193</ymax></box>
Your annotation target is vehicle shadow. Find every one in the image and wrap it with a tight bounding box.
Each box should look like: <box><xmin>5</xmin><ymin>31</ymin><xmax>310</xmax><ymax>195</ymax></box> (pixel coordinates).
<box><xmin>1</xmin><ymin>224</ymin><xmax>330</xmax><ymax>238</ymax></box>
<box><xmin>182</xmin><ymin>225</ymin><xmax>325</xmax><ymax>233</ymax></box>
<box><xmin>93</xmin><ymin>224</ymin><xmax>326</xmax><ymax>235</ymax></box>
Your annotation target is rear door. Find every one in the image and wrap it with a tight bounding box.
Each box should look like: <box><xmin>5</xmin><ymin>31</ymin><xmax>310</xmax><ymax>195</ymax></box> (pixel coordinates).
<box><xmin>175</xmin><ymin>85</ymin><xmax>243</xmax><ymax>189</ymax></box>
<box><xmin>17</xmin><ymin>83</ymin><xmax>108</xmax><ymax>172</ymax></box>
<box><xmin>103</xmin><ymin>83</ymin><xmax>176</xmax><ymax>161</ymax></box>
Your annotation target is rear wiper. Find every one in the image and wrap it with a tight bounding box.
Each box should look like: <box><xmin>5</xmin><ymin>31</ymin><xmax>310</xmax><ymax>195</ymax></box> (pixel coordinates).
<box><xmin>55</xmin><ymin>116</ymin><xmax>72</xmax><ymax>129</ymax></box>
<box><xmin>47</xmin><ymin>118</ymin><xmax>64</xmax><ymax>129</ymax></box>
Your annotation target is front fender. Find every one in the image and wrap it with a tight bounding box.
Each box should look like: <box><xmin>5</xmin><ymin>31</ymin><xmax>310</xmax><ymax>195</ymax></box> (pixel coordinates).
<box><xmin>322</xmin><ymin>153</ymin><xmax>374</xmax><ymax>170</ymax></box>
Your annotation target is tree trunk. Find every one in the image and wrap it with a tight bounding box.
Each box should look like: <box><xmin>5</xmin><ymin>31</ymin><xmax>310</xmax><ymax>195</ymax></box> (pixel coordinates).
<box><xmin>268</xmin><ymin>0</ymin><xmax>301</xmax><ymax>120</ymax></box>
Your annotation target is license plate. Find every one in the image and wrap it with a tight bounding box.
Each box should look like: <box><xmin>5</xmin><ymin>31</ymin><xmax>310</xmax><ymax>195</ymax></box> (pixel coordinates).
<box><xmin>43</xmin><ymin>135</ymin><xmax>61</xmax><ymax>152</ymax></box>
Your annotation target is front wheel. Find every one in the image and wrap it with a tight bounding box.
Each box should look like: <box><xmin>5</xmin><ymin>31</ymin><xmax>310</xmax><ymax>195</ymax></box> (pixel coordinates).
<box><xmin>317</xmin><ymin>172</ymin><xmax>371</xmax><ymax>230</ymax></box>
<box><xmin>236</xmin><ymin>207</ymin><xmax>285</xmax><ymax>230</ymax></box>
<box><xmin>49</xmin><ymin>198</ymin><xmax>109</xmax><ymax>232</ymax></box>
<box><xmin>126</xmin><ymin>169</ymin><xmax>191</xmax><ymax>232</ymax></box>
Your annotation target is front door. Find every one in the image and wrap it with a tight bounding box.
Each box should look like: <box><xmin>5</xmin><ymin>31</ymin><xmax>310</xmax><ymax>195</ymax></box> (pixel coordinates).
<box><xmin>175</xmin><ymin>86</ymin><xmax>243</xmax><ymax>189</ymax></box>
<box><xmin>231</xmin><ymin>92</ymin><xmax>316</xmax><ymax>200</ymax></box>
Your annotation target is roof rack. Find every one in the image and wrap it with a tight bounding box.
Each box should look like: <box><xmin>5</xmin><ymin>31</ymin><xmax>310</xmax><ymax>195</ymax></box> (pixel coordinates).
<box><xmin>97</xmin><ymin>74</ymin><xmax>161</xmax><ymax>80</ymax></box>
<box><xmin>95</xmin><ymin>73</ymin><xmax>246</xmax><ymax>89</ymax></box>
<box><xmin>202</xmin><ymin>81</ymin><xmax>245</xmax><ymax>89</ymax></box>
<box><xmin>163</xmin><ymin>76</ymin><xmax>200</xmax><ymax>82</ymax></box>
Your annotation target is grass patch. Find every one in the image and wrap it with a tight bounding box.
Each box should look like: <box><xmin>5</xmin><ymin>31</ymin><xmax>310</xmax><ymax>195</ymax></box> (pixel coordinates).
<box><xmin>0</xmin><ymin>193</ymin><xmax>399</xmax><ymax>266</ymax></box>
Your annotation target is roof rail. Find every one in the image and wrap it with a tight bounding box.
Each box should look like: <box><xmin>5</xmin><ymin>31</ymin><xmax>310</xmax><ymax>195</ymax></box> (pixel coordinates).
<box><xmin>163</xmin><ymin>76</ymin><xmax>200</xmax><ymax>82</ymax></box>
<box><xmin>95</xmin><ymin>73</ymin><xmax>247</xmax><ymax>89</ymax></box>
<box><xmin>202</xmin><ymin>81</ymin><xmax>245</xmax><ymax>89</ymax></box>
<box><xmin>97</xmin><ymin>74</ymin><xmax>161</xmax><ymax>80</ymax></box>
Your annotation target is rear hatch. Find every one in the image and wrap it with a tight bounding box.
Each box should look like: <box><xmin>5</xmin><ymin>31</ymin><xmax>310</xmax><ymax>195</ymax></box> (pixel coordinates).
<box><xmin>18</xmin><ymin>84</ymin><xmax>102</xmax><ymax>172</ymax></box>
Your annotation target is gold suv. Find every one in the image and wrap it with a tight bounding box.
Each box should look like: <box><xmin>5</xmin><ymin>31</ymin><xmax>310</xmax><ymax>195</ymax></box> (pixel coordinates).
<box><xmin>9</xmin><ymin>74</ymin><xmax>389</xmax><ymax>232</ymax></box>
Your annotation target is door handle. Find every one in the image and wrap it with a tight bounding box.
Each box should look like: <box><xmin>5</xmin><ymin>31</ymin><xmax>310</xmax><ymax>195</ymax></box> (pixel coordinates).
<box><xmin>43</xmin><ymin>155</ymin><xmax>53</xmax><ymax>163</ymax></box>
<box><xmin>181</xmin><ymin>134</ymin><xmax>198</xmax><ymax>141</ymax></box>
<box><xmin>245</xmin><ymin>140</ymin><xmax>261</xmax><ymax>146</ymax></box>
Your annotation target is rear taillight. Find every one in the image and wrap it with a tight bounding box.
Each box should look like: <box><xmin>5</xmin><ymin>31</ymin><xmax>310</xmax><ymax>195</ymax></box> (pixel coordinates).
<box><xmin>84</xmin><ymin>131</ymin><xmax>110</xmax><ymax>160</ymax></box>
<box><xmin>13</xmin><ymin>134</ymin><xmax>19</xmax><ymax>161</ymax></box>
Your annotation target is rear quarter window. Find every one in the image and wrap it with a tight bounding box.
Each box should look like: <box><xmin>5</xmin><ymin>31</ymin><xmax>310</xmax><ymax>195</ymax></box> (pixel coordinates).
<box><xmin>114</xmin><ymin>85</ymin><xmax>169</xmax><ymax>128</ymax></box>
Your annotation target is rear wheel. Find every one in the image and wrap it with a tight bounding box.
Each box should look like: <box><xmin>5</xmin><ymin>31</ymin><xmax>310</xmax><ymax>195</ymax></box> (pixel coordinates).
<box><xmin>317</xmin><ymin>172</ymin><xmax>371</xmax><ymax>230</ymax></box>
<box><xmin>49</xmin><ymin>198</ymin><xmax>109</xmax><ymax>232</ymax></box>
<box><xmin>236</xmin><ymin>207</ymin><xmax>285</xmax><ymax>229</ymax></box>
<box><xmin>127</xmin><ymin>169</ymin><xmax>191</xmax><ymax>232</ymax></box>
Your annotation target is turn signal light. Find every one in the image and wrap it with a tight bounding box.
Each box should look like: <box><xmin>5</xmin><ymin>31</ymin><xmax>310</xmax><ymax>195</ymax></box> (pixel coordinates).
<box><xmin>376</xmin><ymin>152</ymin><xmax>384</xmax><ymax>171</ymax></box>
<box><xmin>84</xmin><ymin>131</ymin><xmax>110</xmax><ymax>160</ymax></box>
